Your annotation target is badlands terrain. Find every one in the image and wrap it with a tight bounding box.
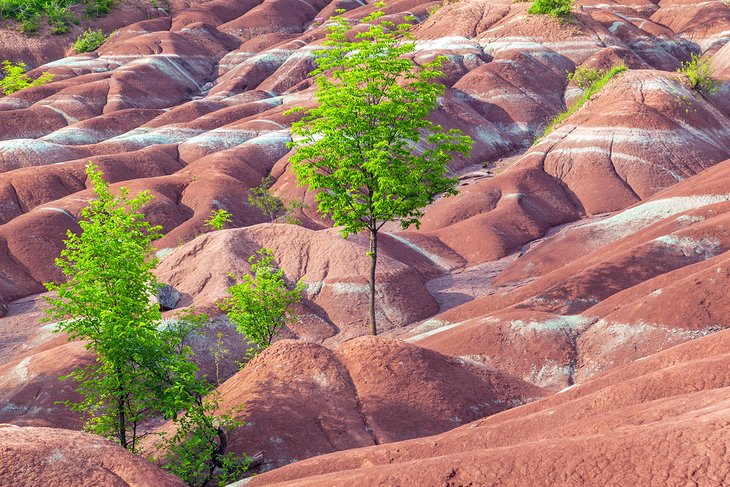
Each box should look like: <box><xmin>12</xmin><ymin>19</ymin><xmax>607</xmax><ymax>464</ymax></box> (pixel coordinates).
<box><xmin>1</xmin><ymin>0</ymin><xmax>730</xmax><ymax>485</ymax></box>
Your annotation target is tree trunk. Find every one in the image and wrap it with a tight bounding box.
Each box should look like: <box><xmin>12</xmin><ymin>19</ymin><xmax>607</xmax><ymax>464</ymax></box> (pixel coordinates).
<box><xmin>116</xmin><ymin>369</ymin><xmax>128</xmax><ymax>449</ymax></box>
<box><xmin>369</xmin><ymin>229</ymin><xmax>378</xmax><ymax>336</ymax></box>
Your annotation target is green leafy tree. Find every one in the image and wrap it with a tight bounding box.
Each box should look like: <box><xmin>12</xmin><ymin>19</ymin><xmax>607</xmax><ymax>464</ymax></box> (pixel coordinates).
<box><xmin>45</xmin><ymin>164</ymin><xmax>248</xmax><ymax>484</ymax></box>
<box><xmin>219</xmin><ymin>248</ymin><xmax>305</xmax><ymax>356</ymax></box>
<box><xmin>0</xmin><ymin>60</ymin><xmax>54</xmax><ymax>95</ymax></box>
<box><xmin>247</xmin><ymin>175</ymin><xmax>307</xmax><ymax>224</ymax></box>
<box><xmin>156</xmin><ymin>309</ymin><xmax>250</xmax><ymax>486</ymax></box>
<box><xmin>45</xmin><ymin>162</ymin><xmax>169</xmax><ymax>450</ymax></box>
<box><xmin>205</xmin><ymin>208</ymin><xmax>233</xmax><ymax>230</ymax></box>
<box><xmin>287</xmin><ymin>6</ymin><xmax>472</xmax><ymax>335</ymax></box>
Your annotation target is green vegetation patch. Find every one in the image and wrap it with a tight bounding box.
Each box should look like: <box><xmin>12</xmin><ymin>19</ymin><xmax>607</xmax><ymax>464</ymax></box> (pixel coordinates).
<box><xmin>528</xmin><ymin>0</ymin><xmax>574</xmax><ymax>18</ymax></box>
<box><xmin>0</xmin><ymin>60</ymin><xmax>54</xmax><ymax>94</ymax></box>
<box><xmin>536</xmin><ymin>63</ymin><xmax>627</xmax><ymax>141</ymax></box>
<box><xmin>74</xmin><ymin>27</ymin><xmax>107</xmax><ymax>52</ymax></box>
<box><xmin>0</xmin><ymin>0</ymin><xmax>112</xmax><ymax>34</ymax></box>
<box><xmin>678</xmin><ymin>52</ymin><xmax>719</xmax><ymax>96</ymax></box>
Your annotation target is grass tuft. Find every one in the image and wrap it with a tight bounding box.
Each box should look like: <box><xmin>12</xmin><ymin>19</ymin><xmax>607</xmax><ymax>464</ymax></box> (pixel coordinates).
<box><xmin>535</xmin><ymin>63</ymin><xmax>627</xmax><ymax>142</ymax></box>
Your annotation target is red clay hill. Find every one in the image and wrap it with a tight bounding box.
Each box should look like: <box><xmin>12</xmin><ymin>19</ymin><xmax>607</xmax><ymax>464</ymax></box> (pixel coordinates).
<box><xmin>0</xmin><ymin>0</ymin><xmax>729</xmax><ymax>485</ymax></box>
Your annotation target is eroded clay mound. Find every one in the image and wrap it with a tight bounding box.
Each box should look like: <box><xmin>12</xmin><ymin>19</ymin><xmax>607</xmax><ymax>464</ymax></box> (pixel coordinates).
<box><xmin>246</xmin><ymin>328</ymin><xmax>730</xmax><ymax>486</ymax></box>
<box><xmin>407</xmin><ymin>158</ymin><xmax>730</xmax><ymax>387</ymax></box>
<box><xmin>0</xmin><ymin>341</ymin><xmax>88</xmax><ymax>429</ymax></box>
<box><xmin>0</xmin><ymin>424</ymin><xmax>186</xmax><ymax>487</ymax></box>
<box><xmin>190</xmin><ymin>337</ymin><xmax>543</xmax><ymax>471</ymax></box>
<box><xmin>1</xmin><ymin>0</ymin><xmax>728</xmax><ymax>308</ymax></box>
<box><xmin>156</xmin><ymin>224</ymin><xmax>440</xmax><ymax>338</ymax></box>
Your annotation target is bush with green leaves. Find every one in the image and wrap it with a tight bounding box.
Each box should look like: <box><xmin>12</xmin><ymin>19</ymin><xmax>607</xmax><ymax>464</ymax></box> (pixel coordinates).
<box><xmin>160</xmin><ymin>394</ymin><xmax>250</xmax><ymax>487</ymax></box>
<box><xmin>0</xmin><ymin>60</ymin><xmax>54</xmax><ymax>95</ymax></box>
<box><xmin>537</xmin><ymin>63</ymin><xmax>627</xmax><ymax>140</ymax></box>
<box><xmin>219</xmin><ymin>248</ymin><xmax>306</xmax><ymax>357</ymax></box>
<box><xmin>678</xmin><ymin>52</ymin><xmax>719</xmax><ymax>95</ymax></box>
<box><xmin>567</xmin><ymin>66</ymin><xmax>604</xmax><ymax>90</ymax></box>
<box><xmin>44</xmin><ymin>0</ymin><xmax>75</xmax><ymax>33</ymax></box>
<box><xmin>247</xmin><ymin>175</ymin><xmax>307</xmax><ymax>224</ymax></box>
<box><xmin>528</xmin><ymin>0</ymin><xmax>573</xmax><ymax>18</ymax></box>
<box><xmin>0</xmin><ymin>0</ymin><xmax>112</xmax><ymax>33</ymax></box>
<box><xmin>287</xmin><ymin>4</ymin><xmax>472</xmax><ymax>336</ymax></box>
<box><xmin>74</xmin><ymin>28</ymin><xmax>107</xmax><ymax>52</ymax></box>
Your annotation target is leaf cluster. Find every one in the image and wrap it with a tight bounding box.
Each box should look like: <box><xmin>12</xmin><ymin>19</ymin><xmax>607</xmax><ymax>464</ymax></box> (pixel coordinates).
<box><xmin>205</xmin><ymin>208</ymin><xmax>233</xmax><ymax>231</ymax></box>
<box><xmin>160</xmin><ymin>393</ymin><xmax>250</xmax><ymax>487</ymax></box>
<box><xmin>219</xmin><ymin>248</ymin><xmax>306</xmax><ymax>356</ymax></box>
<box><xmin>0</xmin><ymin>60</ymin><xmax>54</xmax><ymax>95</ymax></box>
<box><xmin>566</xmin><ymin>66</ymin><xmax>604</xmax><ymax>90</ymax></box>
<box><xmin>287</xmin><ymin>8</ymin><xmax>472</xmax><ymax>237</ymax></box>
<box><xmin>0</xmin><ymin>0</ymin><xmax>113</xmax><ymax>33</ymax></box>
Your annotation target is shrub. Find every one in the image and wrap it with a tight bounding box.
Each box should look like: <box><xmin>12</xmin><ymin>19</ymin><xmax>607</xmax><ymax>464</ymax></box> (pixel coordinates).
<box><xmin>528</xmin><ymin>0</ymin><xmax>574</xmax><ymax>18</ymax></box>
<box><xmin>567</xmin><ymin>66</ymin><xmax>604</xmax><ymax>90</ymax></box>
<box><xmin>537</xmin><ymin>63</ymin><xmax>627</xmax><ymax>140</ymax></box>
<box><xmin>43</xmin><ymin>0</ymin><xmax>76</xmax><ymax>34</ymax></box>
<box><xmin>74</xmin><ymin>28</ymin><xmax>107</xmax><ymax>52</ymax></box>
<box><xmin>0</xmin><ymin>60</ymin><xmax>54</xmax><ymax>95</ymax></box>
<box><xmin>678</xmin><ymin>52</ymin><xmax>719</xmax><ymax>95</ymax></box>
<box><xmin>247</xmin><ymin>175</ymin><xmax>307</xmax><ymax>224</ymax></box>
<box><xmin>0</xmin><ymin>0</ymin><xmax>113</xmax><ymax>33</ymax></box>
<box><xmin>19</xmin><ymin>12</ymin><xmax>40</xmax><ymax>33</ymax></box>
<box><xmin>219</xmin><ymin>248</ymin><xmax>306</xmax><ymax>357</ymax></box>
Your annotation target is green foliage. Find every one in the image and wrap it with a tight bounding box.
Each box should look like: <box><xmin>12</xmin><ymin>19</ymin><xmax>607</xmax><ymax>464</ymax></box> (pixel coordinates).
<box><xmin>247</xmin><ymin>175</ymin><xmax>307</xmax><ymax>224</ymax></box>
<box><xmin>44</xmin><ymin>0</ymin><xmax>75</xmax><ymax>33</ymax></box>
<box><xmin>678</xmin><ymin>52</ymin><xmax>719</xmax><ymax>95</ymax></box>
<box><xmin>45</xmin><ymin>162</ymin><xmax>168</xmax><ymax>450</ymax></box>
<box><xmin>0</xmin><ymin>60</ymin><xmax>54</xmax><ymax>95</ymax></box>
<box><xmin>156</xmin><ymin>310</ymin><xmax>249</xmax><ymax>486</ymax></box>
<box><xmin>212</xmin><ymin>331</ymin><xmax>229</xmax><ymax>386</ymax></box>
<box><xmin>85</xmin><ymin>0</ymin><xmax>112</xmax><ymax>16</ymax></box>
<box><xmin>219</xmin><ymin>248</ymin><xmax>305</xmax><ymax>356</ymax></box>
<box><xmin>19</xmin><ymin>12</ymin><xmax>40</xmax><ymax>33</ymax></box>
<box><xmin>0</xmin><ymin>0</ymin><xmax>112</xmax><ymax>33</ymax></box>
<box><xmin>74</xmin><ymin>28</ymin><xmax>107</xmax><ymax>52</ymax></box>
<box><xmin>287</xmin><ymin>5</ymin><xmax>471</xmax><ymax>335</ymax></box>
<box><xmin>426</xmin><ymin>0</ymin><xmax>459</xmax><ymax>16</ymax></box>
<box><xmin>528</xmin><ymin>0</ymin><xmax>573</xmax><ymax>18</ymax></box>
<box><xmin>537</xmin><ymin>63</ymin><xmax>627</xmax><ymax>141</ymax></box>
<box><xmin>205</xmin><ymin>208</ymin><xmax>233</xmax><ymax>231</ymax></box>
<box><xmin>45</xmin><ymin>164</ymin><xmax>248</xmax><ymax>484</ymax></box>
<box><xmin>566</xmin><ymin>66</ymin><xmax>604</xmax><ymax>90</ymax></box>
<box><xmin>160</xmin><ymin>394</ymin><xmax>250</xmax><ymax>487</ymax></box>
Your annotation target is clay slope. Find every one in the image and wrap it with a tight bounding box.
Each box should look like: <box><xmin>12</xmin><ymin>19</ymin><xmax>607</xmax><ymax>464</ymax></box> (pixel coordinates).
<box><xmin>0</xmin><ymin>0</ymin><xmax>729</xmax><ymax>311</ymax></box>
<box><xmin>156</xmin><ymin>224</ymin><xmax>441</xmax><ymax>339</ymax></box>
<box><xmin>246</xmin><ymin>328</ymin><xmax>730</xmax><ymax>486</ymax></box>
<box><xmin>164</xmin><ymin>337</ymin><xmax>544</xmax><ymax>471</ymax></box>
<box><xmin>408</xmin><ymin>156</ymin><xmax>730</xmax><ymax>389</ymax></box>
<box><xmin>0</xmin><ymin>424</ymin><xmax>186</xmax><ymax>486</ymax></box>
